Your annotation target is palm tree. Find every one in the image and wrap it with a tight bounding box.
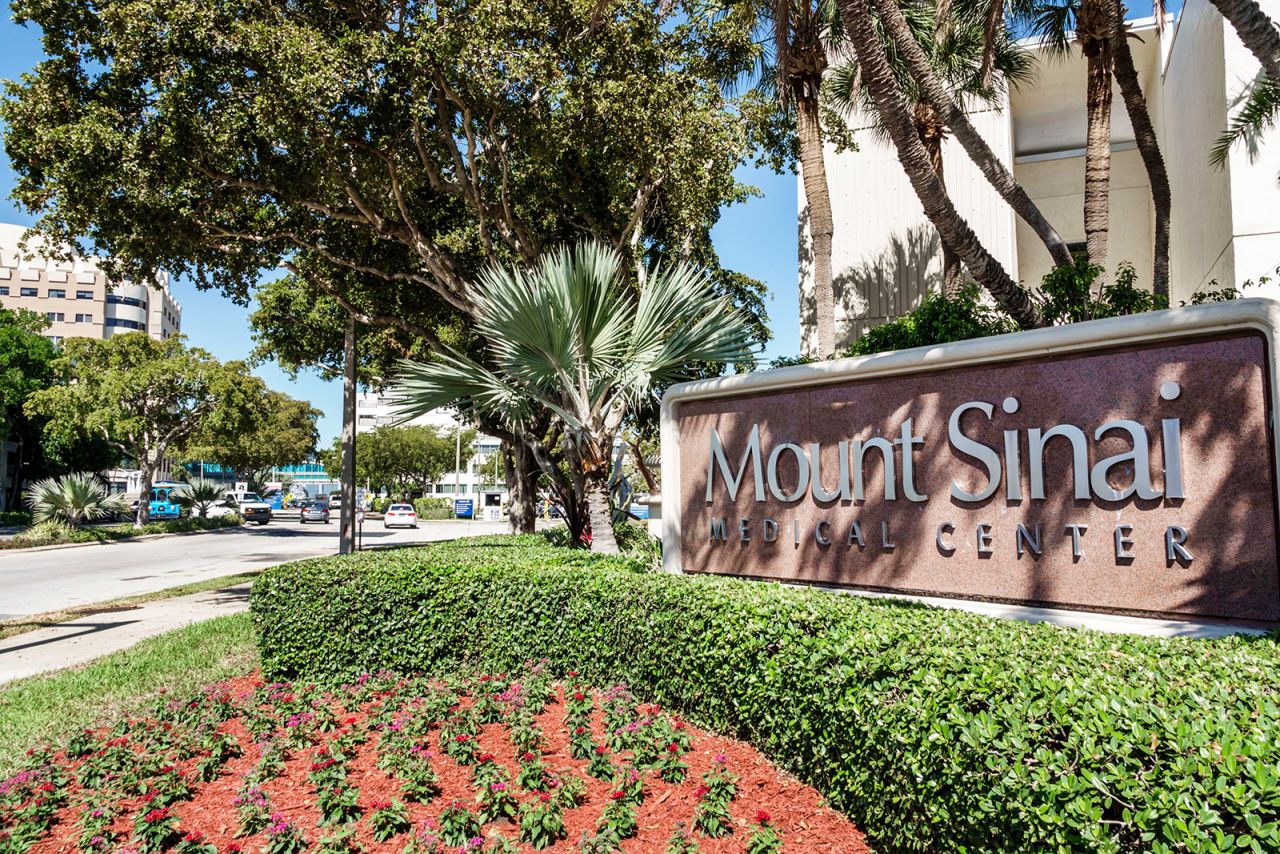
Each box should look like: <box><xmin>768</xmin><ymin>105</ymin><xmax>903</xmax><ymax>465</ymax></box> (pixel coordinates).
<box><xmin>175</xmin><ymin>479</ymin><xmax>235</xmax><ymax>519</ymax></box>
<box><xmin>860</xmin><ymin>0</ymin><xmax>1075</xmax><ymax>272</ymax></box>
<box><xmin>24</xmin><ymin>472</ymin><xmax>131</xmax><ymax>529</ymax></box>
<box><xmin>1109</xmin><ymin>0</ymin><xmax>1171</xmax><ymax>299</ymax></box>
<box><xmin>388</xmin><ymin>241</ymin><xmax>757</xmax><ymax>554</ymax></box>
<box><xmin>1206</xmin><ymin>0</ymin><xmax>1280</xmax><ymax>84</ymax></box>
<box><xmin>732</xmin><ymin>0</ymin><xmax>844</xmax><ymax>357</ymax></box>
<box><xmin>826</xmin><ymin>0</ymin><xmax>1035</xmax><ymax>290</ymax></box>
<box><xmin>835</xmin><ymin>0</ymin><xmax>1046</xmax><ymax>328</ymax></box>
<box><xmin>1018</xmin><ymin>0</ymin><xmax>1117</xmax><ymax>272</ymax></box>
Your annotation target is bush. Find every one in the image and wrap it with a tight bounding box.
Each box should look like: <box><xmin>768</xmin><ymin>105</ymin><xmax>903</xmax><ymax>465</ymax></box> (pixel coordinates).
<box><xmin>252</xmin><ymin>536</ymin><xmax>1280</xmax><ymax>852</ymax></box>
<box><xmin>841</xmin><ymin>284</ymin><xmax>1017</xmax><ymax>357</ymax></box>
<box><xmin>413</xmin><ymin>497</ymin><xmax>454</xmax><ymax>519</ymax></box>
<box><xmin>0</xmin><ymin>511</ymin><xmax>32</xmax><ymax>526</ymax></box>
<box><xmin>0</xmin><ymin>513</ymin><xmax>243</xmax><ymax>550</ymax></box>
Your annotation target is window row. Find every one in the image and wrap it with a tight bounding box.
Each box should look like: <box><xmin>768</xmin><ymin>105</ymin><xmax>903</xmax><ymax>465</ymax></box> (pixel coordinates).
<box><xmin>105</xmin><ymin>294</ymin><xmax>147</xmax><ymax>309</ymax></box>
<box><xmin>0</xmin><ymin>286</ymin><xmax>97</xmax><ymax>299</ymax></box>
<box><xmin>44</xmin><ymin>313</ymin><xmax>97</xmax><ymax>323</ymax></box>
<box><xmin>105</xmin><ymin>317</ymin><xmax>143</xmax><ymax>330</ymax></box>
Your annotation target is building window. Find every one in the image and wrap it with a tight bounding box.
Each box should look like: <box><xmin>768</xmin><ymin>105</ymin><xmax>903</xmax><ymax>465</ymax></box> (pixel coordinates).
<box><xmin>76</xmin><ymin>290</ymin><xmax>93</xmax><ymax>299</ymax></box>
<box><xmin>74</xmin><ymin>313</ymin><xmax>92</xmax><ymax>323</ymax></box>
<box><xmin>106</xmin><ymin>294</ymin><xmax>147</xmax><ymax>309</ymax></box>
<box><xmin>105</xmin><ymin>317</ymin><xmax>143</xmax><ymax>330</ymax></box>
<box><xmin>20</xmin><ymin>287</ymin><xmax>37</xmax><ymax>297</ymax></box>
<box><xmin>45</xmin><ymin>335</ymin><xmax>61</xmax><ymax>345</ymax></box>
<box><xmin>46</xmin><ymin>312</ymin><xmax>65</xmax><ymax>322</ymax></box>
<box><xmin>0</xmin><ymin>287</ymin><xmax>8</xmax><ymax>296</ymax></box>
<box><xmin>47</xmin><ymin>289</ymin><xmax>65</xmax><ymax>298</ymax></box>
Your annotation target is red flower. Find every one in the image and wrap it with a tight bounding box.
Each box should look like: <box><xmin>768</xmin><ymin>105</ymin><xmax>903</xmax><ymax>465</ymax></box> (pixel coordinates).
<box><xmin>695</xmin><ymin>785</ymin><xmax>710</xmax><ymax>799</ymax></box>
<box><xmin>143</xmin><ymin>808</ymin><xmax>170</xmax><ymax>823</ymax></box>
<box><xmin>184</xmin><ymin>831</ymin><xmax>205</xmax><ymax>843</ymax></box>
<box><xmin>573</xmin><ymin>727</ymin><xmax>585</xmax><ymax>735</ymax></box>
<box><xmin>455</xmin><ymin>734</ymin><xmax>470</xmax><ymax>743</ymax></box>
<box><xmin>594</xmin><ymin>745</ymin><xmax>607</xmax><ymax>755</ymax></box>
<box><xmin>38</xmin><ymin>782</ymin><xmax>54</xmax><ymax>792</ymax></box>
<box><xmin>567</xmin><ymin>670</ymin><xmax>578</xmax><ymax>677</ymax></box>
<box><xmin>538</xmin><ymin>793</ymin><xmax>551</xmax><ymax>803</ymax></box>
<box><xmin>227</xmin><ymin>845</ymin><xmax>242</xmax><ymax>853</ymax></box>
<box><xmin>667</xmin><ymin>743</ymin><xmax>679</xmax><ymax>753</ymax></box>
<box><xmin>609</xmin><ymin>790</ymin><xmax>624</xmax><ymax>801</ymax></box>
<box><xmin>477</xmin><ymin>753</ymin><xmax>494</xmax><ymax>763</ymax></box>
<box><xmin>572</xmin><ymin>691</ymin><xmax>585</xmax><ymax>701</ymax></box>
<box><xmin>756</xmin><ymin>810</ymin><xmax>771</xmax><ymax>825</ymax></box>
<box><xmin>344</xmin><ymin>716</ymin><xmax>358</xmax><ymax>725</ymax></box>
<box><xmin>522</xmin><ymin>751</ymin><xmax>536</xmax><ymax>761</ymax></box>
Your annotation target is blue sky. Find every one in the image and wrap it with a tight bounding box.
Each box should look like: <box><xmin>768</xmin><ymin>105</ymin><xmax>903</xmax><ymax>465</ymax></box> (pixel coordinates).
<box><xmin>0</xmin><ymin>12</ymin><xmax>801</xmax><ymax>445</ymax></box>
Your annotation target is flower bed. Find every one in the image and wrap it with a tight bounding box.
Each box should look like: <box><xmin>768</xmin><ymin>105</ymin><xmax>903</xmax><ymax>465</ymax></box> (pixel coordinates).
<box><xmin>0</xmin><ymin>662</ymin><xmax>866</xmax><ymax>853</ymax></box>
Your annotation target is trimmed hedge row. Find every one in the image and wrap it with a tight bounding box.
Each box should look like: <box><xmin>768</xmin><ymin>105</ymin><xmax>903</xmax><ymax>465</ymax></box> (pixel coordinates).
<box><xmin>252</xmin><ymin>535</ymin><xmax>1280</xmax><ymax>853</ymax></box>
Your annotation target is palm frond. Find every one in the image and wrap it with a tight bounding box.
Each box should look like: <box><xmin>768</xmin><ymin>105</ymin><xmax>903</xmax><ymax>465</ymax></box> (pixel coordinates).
<box><xmin>25</xmin><ymin>472</ymin><xmax>129</xmax><ymax>528</ymax></box>
<box><xmin>1211</xmin><ymin>74</ymin><xmax>1280</xmax><ymax>169</ymax></box>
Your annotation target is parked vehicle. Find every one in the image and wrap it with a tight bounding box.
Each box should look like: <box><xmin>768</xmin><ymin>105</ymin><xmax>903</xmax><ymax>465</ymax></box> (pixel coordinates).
<box><xmin>299</xmin><ymin>500</ymin><xmax>330</xmax><ymax>524</ymax></box>
<box><xmin>148</xmin><ymin>482</ymin><xmax>185</xmax><ymax>520</ymax></box>
<box><xmin>383</xmin><ymin>503</ymin><xmax>418</xmax><ymax>529</ymax></box>
<box><xmin>209</xmin><ymin>490</ymin><xmax>272</xmax><ymax>525</ymax></box>
<box><xmin>328</xmin><ymin>494</ymin><xmax>342</xmax><ymax>509</ymax></box>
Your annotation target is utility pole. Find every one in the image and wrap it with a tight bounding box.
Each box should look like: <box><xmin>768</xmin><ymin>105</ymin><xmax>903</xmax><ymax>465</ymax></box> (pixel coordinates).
<box><xmin>339</xmin><ymin>315</ymin><xmax>357</xmax><ymax>555</ymax></box>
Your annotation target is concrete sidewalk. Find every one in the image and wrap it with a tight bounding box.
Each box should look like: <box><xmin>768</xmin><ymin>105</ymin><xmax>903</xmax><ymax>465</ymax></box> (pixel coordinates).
<box><xmin>0</xmin><ymin>582</ymin><xmax>251</xmax><ymax>685</ymax></box>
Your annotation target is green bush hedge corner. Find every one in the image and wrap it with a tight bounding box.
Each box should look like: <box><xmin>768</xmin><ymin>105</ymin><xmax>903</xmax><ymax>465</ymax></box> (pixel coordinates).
<box><xmin>251</xmin><ymin>534</ymin><xmax>1280</xmax><ymax>852</ymax></box>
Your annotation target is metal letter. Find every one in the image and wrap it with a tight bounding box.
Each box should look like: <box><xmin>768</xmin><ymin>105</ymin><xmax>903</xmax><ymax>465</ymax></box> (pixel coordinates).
<box><xmin>1064</xmin><ymin>524</ymin><xmax>1087</xmax><ymax>561</ymax></box>
<box><xmin>898</xmin><ymin>418</ymin><xmax>928</xmax><ymax>502</ymax></box>
<box><xmin>851</xmin><ymin>436</ymin><xmax>896</xmax><ymax>501</ymax></box>
<box><xmin>1166</xmin><ymin>525</ymin><xmax>1192</xmax><ymax>562</ymax></box>
<box><xmin>1114</xmin><ymin>524</ymin><xmax>1134</xmax><ymax>560</ymax></box>
<box><xmin>1091</xmin><ymin>420</ymin><xmax>1162</xmax><ymax>501</ymax></box>
<box><xmin>1004</xmin><ymin>430</ymin><xmax>1023</xmax><ymax>501</ymax></box>
<box><xmin>738</xmin><ymin>518</ymin><xmax>750</xmax><ymax>543</ymax></box>
<box><xmin>936</xmin><ymin>521</ymin><xmax>956</xmax><ymax>554</ymax></box>
<box><xmin>815</xmin><ymin>520</ymin><xmax>831</xmax><ymax>546</ymax></box>
<box><xmin>847</xmin><ymin>521</ymin><xmax>865</xmax><ymax>547</ymax></box>
<box><xmin>976</xmin><ymin>523</ymin><xmax>994</xmax><ymax>555</ymax></box>
<box><xmin>949</xmin><ymin>402</ymin><xmax>1001</xmax><ymax>502</ymax></box>
<box><xmin>881</xmin><ymin>521</ymin><xmax>895</xmax><ymax>550</ymax></box>
<box><xmin>1162</xmin><ymin>419</ymin><xmax>1185</xmax><ymax>500</ymax></box>
<box><xmin>706</xmin><ymin>425</ymin><xmax>764</xmax><ymax>503</ymax></box>
<box><xmin>810</xmin><ymin>440</ymin><xmax>851</xmax><ymax>502</ymax></box>
<box><xmin>1015</xmin><ymin>523</ymin><xmax>1042</xmax><ymax>558</ymax></box>
<box><xmin>763</xmin><ymin>518</ymin><xmax>779</xmax><ymax>543</ymax></box>
<box><xmin>709</xmin><ymin>518</ymin><xmax>728</xmax><ymax>542</ymax></box>
<box><xmin>1028</xmin><ymin>425</ymin><xmax>1091</xmax><ymax>501</ymax></box>
<box><xmin>768</xmin><ymin>443</ymin><xmax>811</xmax><ymax>502</ymax></box>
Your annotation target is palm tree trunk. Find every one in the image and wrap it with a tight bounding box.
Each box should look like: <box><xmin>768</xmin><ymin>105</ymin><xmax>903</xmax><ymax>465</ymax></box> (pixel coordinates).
<box><xmin>919</xmin><ymin>110</ymin><xmax>964</xmax><ymax>292</ymax></box>
<box><xmin>796</xmin><ymin>93</ymin><xmax>838</xmax><ymax>358</ymax></box>
<box><xmin>586</xmin><ymin>479</ymin><xmax>619</xmax><ymax>554</ymax></box>
<box><xmin>503</xmin><ymin>440</ymin><xmax>537</xmax><ymax>535</ymax></box>
<box><xmin>1110</xmin><ymin>0</ymin><xmax>1171</xmax><ymax>300</ymax></box>
<box><xmin>838</xmin><ymin>0</ymin><xmax>1046</xmax><ymax>329</ymax></box>
<box><xmin>1080</xmin><ymin>0</ymin><xmax>1114</xmax><ymax>272</ymax></box>
<box><xmin>869</xmin><ymin>0</ymin><xmax>1075</xmax><ymax>269</ymax></box>
<box><xmin>1207</xmin><ymin>0</ymin><xmax>1280</xmax><ymax>84</ymax></box>
<box><xmin>135</xmin><ymin>453</ymin><xmax>156</xmax><ymax>528</ymax></box>
<box><xmin>339</xmin><ymin>314</ymin><xmax>357</xmax><ymax>554</ymax></box>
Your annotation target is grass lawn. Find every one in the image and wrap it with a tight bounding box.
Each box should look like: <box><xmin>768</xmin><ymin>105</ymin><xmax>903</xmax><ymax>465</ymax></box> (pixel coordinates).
<box><xmin>0</xmin><ymin>571</ymin><xmax>261</xmax><ymax>642</ymax></box>
<box><xmin>0</xmin><ymin>612</ymin><xmax>257</xmax><ymax>776</ymax></box>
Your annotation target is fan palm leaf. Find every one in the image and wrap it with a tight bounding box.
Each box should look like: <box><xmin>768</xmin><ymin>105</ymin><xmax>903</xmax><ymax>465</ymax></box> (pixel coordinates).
<box><xmin>25</xmin><ymin>472</ymin><xmax>131</xmax><ymax>529</ymax></box>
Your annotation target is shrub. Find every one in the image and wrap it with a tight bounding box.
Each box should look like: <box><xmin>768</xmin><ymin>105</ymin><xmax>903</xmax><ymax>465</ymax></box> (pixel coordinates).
<box><xmin>841</xmin><ymin>284</ymin><xmax>1017</xmax><ymax>357</ymax></box>
<box><xmin>413</xmin><ymin>497</ymin><xmax>454</xmax><ymax>520</ymax></box>
<box><xmin>24</xmin><ymin>472</ymin><xmax>131</xmax><ymax>528</ymax></box>
<box><xmin>252</xmin><ymin>535</ymin><xmax>1280</xmax><ymax>853</ymax></box>
<box><xmin>0</xmin><ymin>513</ymin><xmax>242</xmax><ymax>550</ymax></box>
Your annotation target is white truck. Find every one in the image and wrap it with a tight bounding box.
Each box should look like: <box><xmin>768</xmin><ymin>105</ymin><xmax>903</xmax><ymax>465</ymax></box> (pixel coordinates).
<box><xmin>211</xmin><ymin>490</ymin><xmax>272</xmax><ymax>525</ymax></box>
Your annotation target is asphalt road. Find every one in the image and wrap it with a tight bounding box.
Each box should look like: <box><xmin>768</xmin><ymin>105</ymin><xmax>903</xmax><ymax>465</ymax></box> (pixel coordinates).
<box><xmin>0</xmin><ymin>518</ymin><xmax>516</xmax><ymax>621</ymax></box>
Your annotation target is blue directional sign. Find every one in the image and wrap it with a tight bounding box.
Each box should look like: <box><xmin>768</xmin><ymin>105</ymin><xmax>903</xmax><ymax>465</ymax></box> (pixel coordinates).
<box><xmin>454</xmin><ymin>498</ymin><xmax>474</xmax><ymax>518</ymax></box>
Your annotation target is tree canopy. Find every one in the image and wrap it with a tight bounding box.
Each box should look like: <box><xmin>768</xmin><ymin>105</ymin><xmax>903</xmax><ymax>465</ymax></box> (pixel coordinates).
<box><xmin>183</xmin><ymin>388</ymin><xmax>322</xmax><ymax>484</ymax></box>
<box><xmin>320</xmin><ymin>424</ymin><xmax>471</xmax><ymax>496</ymax></box>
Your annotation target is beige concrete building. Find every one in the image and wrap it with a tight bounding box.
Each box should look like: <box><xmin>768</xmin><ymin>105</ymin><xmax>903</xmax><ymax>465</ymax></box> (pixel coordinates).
<box><xmin>801</xmin><ymin>0</ymin><xmax>1280</xmax><ymax>355</ymax></box>
<box><xmin>0</xmin><ymin>223</ymin><xmax>180</xmax><ymax>345</ymax></box>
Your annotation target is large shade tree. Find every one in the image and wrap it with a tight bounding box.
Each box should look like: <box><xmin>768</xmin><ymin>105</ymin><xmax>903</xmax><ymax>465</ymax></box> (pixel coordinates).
<box><xmin>389</xmin><ymin>241</ymin><xmax>757</xmax><ymax>554</ymax></box>
<box><xmin>183</xmin><ymin>387</ymin><xmax>321</xmax><ymax>488</ymax></box>
<box><xmin>24</xmin><ymin>334</ymin><xmax>259</xmax><ymax>526</ymax></box>
<box><xmin>1</xmin><ymin>0</ymin><xmax>769</xmax><ymax>533</ymax></box>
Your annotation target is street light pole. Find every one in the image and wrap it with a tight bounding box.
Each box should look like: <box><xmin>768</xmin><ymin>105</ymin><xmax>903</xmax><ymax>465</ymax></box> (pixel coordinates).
<box><xmin>339</xmin><ymin>314</ymin><xmax>357</xmax><ymax>555</ymax></box>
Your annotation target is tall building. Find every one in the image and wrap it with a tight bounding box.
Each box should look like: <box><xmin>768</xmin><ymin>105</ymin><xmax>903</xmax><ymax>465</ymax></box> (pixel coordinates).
<box><xmin>800</xmin><ymin>0</ymin><xmax>1280</xmax><ymax>355</ymax></box>
<box><xmin>0</xmin><ymin>223</ymin><xmax>181</xmax><ymax>344</ymax></box>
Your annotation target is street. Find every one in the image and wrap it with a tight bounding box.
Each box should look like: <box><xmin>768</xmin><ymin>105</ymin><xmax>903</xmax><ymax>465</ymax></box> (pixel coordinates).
<box><xmin>0</xmin><ymin>518</ymin><xmax>517</xmax><ymax>621</ymax></box>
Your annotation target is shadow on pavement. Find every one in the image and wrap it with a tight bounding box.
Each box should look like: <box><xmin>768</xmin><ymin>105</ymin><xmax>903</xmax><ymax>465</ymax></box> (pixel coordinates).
<box><xmin>0</xmin><ymin>619</ymin><xmax>142</xmax><ymax>655</ymax></box>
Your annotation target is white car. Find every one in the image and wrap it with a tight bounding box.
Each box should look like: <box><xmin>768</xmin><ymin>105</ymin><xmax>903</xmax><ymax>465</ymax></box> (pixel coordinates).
<box><xmin>383</xmin><ymin>504</ymin><xmax>418</xmax><ymax>528</ymax></box>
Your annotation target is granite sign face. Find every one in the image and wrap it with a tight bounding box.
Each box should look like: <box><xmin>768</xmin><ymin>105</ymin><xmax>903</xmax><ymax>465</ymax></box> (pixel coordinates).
<box><xmin>659</xmin><ymin>302</ymin><xmax>1280</xmax><ymax>625</ymax></box>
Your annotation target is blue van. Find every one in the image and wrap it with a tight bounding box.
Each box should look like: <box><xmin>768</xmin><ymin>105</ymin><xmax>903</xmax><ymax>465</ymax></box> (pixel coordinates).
<box><xmin>148</xmin><ymin>482</ymin><xmax>185</xmax><ymax>520</ymax></box>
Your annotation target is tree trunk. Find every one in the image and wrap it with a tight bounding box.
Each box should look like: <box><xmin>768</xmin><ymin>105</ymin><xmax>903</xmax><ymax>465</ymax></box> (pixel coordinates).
<box><xmin>339</xmin><ymin>315</ymin><xmax>357</xmax><ymax>555</ymax></box>
<box><xmin>6</xmin><ymin>436</ymin><xmax>23</xmax><ymax>513</ymax></box>
<box><xmin>1081</xmin><ymin>7</ymin><xmax>1114</xmax><ymax>272</ymax></box>
<box><xmin>1208</xmin><ymin>0</ymin><xmax>1280</xmax><ymax>84</ymax></box>
<box><xmin>870</xmin><ymin>0</ymin><xmax>1074</xmax><ymax>270</ymax></box>
<box><xmin>796</xmin><ymin>93</ymin><xmax>838</xmax><ymax>358</ymax></box>
<box><xmin>503</xmin><ymin>439</ymin><xmax>538</xmax><ymax>535</ymax></box>
<box><xmin>838</xmin><ymin>0</ymin><xmax>1046</xmax><ymax>329</ymax></box>
<box><xmin>918</xmin><ymin>108</ymin><xmax>964</xmax><ymax>292</ymax></box>
<box><xmin>1110</xmin><ymin>1</ymin><xmax>1171</xmax><ymax>300</ymax></box>
<box><xmin>585</xmin><ymin>479</ymin><xmax>619</xmax><ymax>554</ymax></box>
<box><xmin>135</xmin><ymin>452</ymin><xmax>156</xmax><ymax>528</ymax></box>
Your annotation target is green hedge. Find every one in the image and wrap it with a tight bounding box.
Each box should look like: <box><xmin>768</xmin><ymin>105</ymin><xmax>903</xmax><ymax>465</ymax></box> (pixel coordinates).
<box><xmin>252</xmin><ymin>536</ymin><xmax>1280</xmax><ymax>852</ymax></box>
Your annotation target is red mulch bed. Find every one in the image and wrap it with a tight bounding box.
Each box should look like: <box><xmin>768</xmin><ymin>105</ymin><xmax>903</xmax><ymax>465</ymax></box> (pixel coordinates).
<box><xmin>2</xmin><ymin>666</ymin><xmax>868</xmax><ymax>853</ymax></box>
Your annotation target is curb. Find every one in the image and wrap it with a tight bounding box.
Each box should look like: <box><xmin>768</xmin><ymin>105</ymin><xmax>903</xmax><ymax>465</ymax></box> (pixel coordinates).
<box><xmin>0</xmin><ymin>525</ymin><xmax>248</xmax><ymax>556</ymax></box>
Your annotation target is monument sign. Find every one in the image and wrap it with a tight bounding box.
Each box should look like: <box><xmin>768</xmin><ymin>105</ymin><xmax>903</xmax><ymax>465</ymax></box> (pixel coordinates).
<box><xmin>660</xmin><ymin>300</ymin><xmax>1280</xmax><ymax>625</ymax></box>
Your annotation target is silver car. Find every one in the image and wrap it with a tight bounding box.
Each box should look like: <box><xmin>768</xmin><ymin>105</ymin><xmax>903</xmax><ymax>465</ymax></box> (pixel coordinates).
<box><xmin>299</xmin><ymin>501</ymin><xmax>331</xmax><ymax>524</ymax></box>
